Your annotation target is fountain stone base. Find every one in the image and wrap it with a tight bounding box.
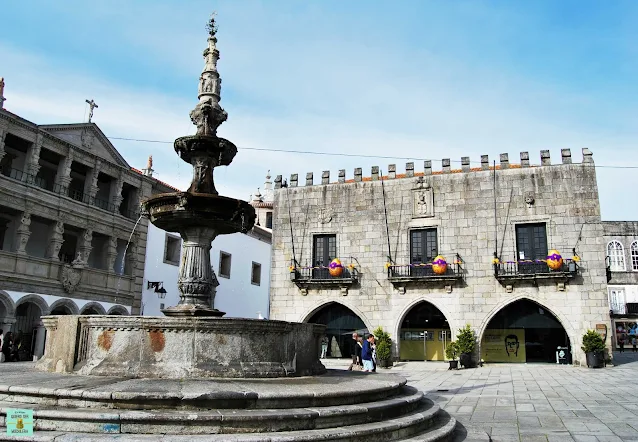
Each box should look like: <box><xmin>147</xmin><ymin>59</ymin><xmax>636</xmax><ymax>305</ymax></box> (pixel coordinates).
<box><xmin>37</xmin><ymin>315</ymin><xmax>326</xmax><ymax>379</ymax></box>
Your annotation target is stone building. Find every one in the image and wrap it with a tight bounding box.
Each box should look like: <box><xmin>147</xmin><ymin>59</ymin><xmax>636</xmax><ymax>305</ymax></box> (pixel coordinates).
<box><xmin>0</xmin><ymin>106</ymin><xmax>173</xmax><ymax>360</ymax></box>
<box><xmin>602</xmin><ymin>221</ymin><xmax>638</xmax><ymax>350</ymax></box>
<box><xmin>269</xmin><ymin>149</ymin><xmax>610</xmax><ymax>366</ymax></box>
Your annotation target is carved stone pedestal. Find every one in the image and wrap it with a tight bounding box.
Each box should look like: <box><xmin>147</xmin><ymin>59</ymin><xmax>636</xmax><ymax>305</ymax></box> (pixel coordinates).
<box><xmin>162</xmin><ymin>226</ymin><xmax>225</xmax><ymax>317</ymax></box>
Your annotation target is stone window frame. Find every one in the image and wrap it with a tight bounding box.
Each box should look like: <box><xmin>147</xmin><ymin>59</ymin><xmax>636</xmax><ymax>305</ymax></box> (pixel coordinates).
<box><xmin>631</xmin><ymin>241</ymin><xmax>638</xmax><ymax>272</ymax></box>
<box><xmin>163</xmin><ymin>233</ymin><xmax>181</xmax><ymax>266</ymax></box>
<box><xmin>219</xmin><ymin>251</ymin><xmax>232</xmax><ymax>279</ymax></box>
<box><xmin>251</xmin><ymin>261</ymin><xmax>262</xmax><ymax>286</ymax></box>
<box><xmin>608</xmin><ymin>286</ymin><xmax>626</xmax><ymax>315</ymax></box>
<box><xmin>509</xmin><ymin>217</ymin><xmax>554</xmax><ymax>261</ymax></box>
<box><xmin>607</xmin><ymin>240</ymin><xmax>626</xmax><ymax>272</ymax></box>
<box><xmin>265</xmin><ymin>211</ymin><xmax>273</xmax><ymax>229</ymax></box>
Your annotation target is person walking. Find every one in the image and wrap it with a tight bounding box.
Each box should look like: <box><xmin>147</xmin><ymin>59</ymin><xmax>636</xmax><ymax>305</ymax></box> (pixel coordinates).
<box><xmin>0</xmin><ymin>329</ymin><xmax>4</xmax><ymax>363</ymax></box>
<box><xmin>361</xmin><ymin>334</ymin><xmax>375</xmax><ymax>373</ymax></box>
<box><xmin>632</xmin><ymin>336</ymin><xmax>637</xmax><ymax>353</ymax></box>
<box><xmin>348</xmin><ymin>333</ymin><xmax>362</xmax><ymax>370</ymax></box>
<box><xmin>619</xmin><ymin>337</ymin><xmax>625</xmax><ymax>353</ymax></box>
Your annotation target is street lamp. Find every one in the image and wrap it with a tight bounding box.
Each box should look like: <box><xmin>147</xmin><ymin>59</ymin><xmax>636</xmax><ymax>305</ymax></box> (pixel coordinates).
<box><xmin>147</xmin><ymin>281</ymin><xmax>167</xmax><ymax>299</ymax></box>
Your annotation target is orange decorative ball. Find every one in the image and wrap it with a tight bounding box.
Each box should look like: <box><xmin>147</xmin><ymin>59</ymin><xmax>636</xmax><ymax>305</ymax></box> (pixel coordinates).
<box><xmin>328</xmin><ymin>258</ymin><xmax>344</xmax><ymax>277</ymax></box>
<box><xmin>432</xmin><ymin>255</ymin><xmax>447</xmax><ymax>275</ymax></box>
<box><xmin>546</xmin><ymin>250</ymin><xmax>563</xmax><ymax>270</ymax></box>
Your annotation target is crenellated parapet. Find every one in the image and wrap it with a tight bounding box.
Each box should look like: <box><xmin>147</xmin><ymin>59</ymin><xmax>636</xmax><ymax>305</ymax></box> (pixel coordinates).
<box><xmin>274</xmin><ymin>148</ymin><xmax>594</xmax><ymax>189</ymax></box>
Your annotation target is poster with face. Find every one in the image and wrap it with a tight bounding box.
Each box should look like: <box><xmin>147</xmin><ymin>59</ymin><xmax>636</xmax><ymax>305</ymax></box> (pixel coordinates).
<box><xmin>481</xmin><ymin>329</ymin><xmax>526</xmax><ymax>362</ymax></box>
<box><xmin>615</xmin><ymin>322</ymin><xmax>638</xmax><ymax>346</ymax></box>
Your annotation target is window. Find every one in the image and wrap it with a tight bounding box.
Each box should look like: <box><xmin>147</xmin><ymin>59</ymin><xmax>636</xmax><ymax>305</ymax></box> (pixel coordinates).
<box><xmin>608</xmin><ymin>288</ymin><xmax>626</xmax><ymax>315</ymax></box>
<box><xmin>607</xmin><ymin>240</ymin><xmax>626</xmax><ymax>272</ymax></box>
<box><xmin>313</xmin><ymin>234</ymin><xmax>336</xmax><ymax>278</ymax></box>
<box><xmin>219</xmin><ymin>251</ymin><xmax>231</xmax><ymax>278</ymax></box>
<box><xmin>265</xmin><ymin>212</ymin><xmax>273</xmax><ymax>229</ymax></box>
<box><xmin>410</xmin><ymin>229</ymin><xmax>438</xmax><ymax>263</ymax></box>
<box><xmin>515</xmin><ymin>223</ymin><xmax>548</xmax><ymax>261</ymax></box>
<box><xmin>632</xmin><ymin>241</ymin><xmax>638</xmax><ymax>271</ymax></box>
<box><xmin>159</xmin><ymin>303</ymin><xmax>165</xmax><ymax>310</ymax></box>
<box><xmin>251</xmin><ymin>262</ymin><xmax>262</xmax><ymax>286</ymax></box>
<box><xmin>163</xmin><ymin>234</ymin><xmax>181</xmax><ymax>266</ymax></box>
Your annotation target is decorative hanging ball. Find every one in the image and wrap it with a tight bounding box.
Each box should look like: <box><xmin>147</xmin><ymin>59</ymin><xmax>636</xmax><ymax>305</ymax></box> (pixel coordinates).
<box><xmin>546</xmin><ymin>250</ymin><xmax>563</xmax><ymax>270</ymax></box>
<box><xmin>432</xmin><ymin>255</ymin><xmax>448</xmax><ymax>275</ymax></box>
<box><xmin>329</xmin><ymin>258</ymin><xmax>344</xmax><ymax>277</ymax></box>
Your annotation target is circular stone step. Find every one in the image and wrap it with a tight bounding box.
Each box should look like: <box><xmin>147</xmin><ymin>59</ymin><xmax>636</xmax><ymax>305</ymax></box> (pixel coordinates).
<box><xmin>0</xmin><ymin>364</ymin><xmax>405</xmax><ymax>410</ymax></box>
<box><xmin>0</xmin><ymin>388</ymin><xmax>425</xmax><ymax>435</ymax></box>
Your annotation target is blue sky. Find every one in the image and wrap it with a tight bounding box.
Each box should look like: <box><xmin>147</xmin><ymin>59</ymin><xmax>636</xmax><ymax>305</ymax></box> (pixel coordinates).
<box><xmin>1</xmin><ymin>1</ymin><xmax>637</xmax><ymax>219</ymax></box>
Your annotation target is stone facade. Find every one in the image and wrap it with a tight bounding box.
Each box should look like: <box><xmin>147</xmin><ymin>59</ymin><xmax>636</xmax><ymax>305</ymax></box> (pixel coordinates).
<box><xmin>0</xmin><ymin>108</ymin><xmax>174</xmax><ymax>358</ymax></box>
<box><xmin>269</xmin><ymin>149</ymin><xmax>611</xmax><ymax>365</ymax></box>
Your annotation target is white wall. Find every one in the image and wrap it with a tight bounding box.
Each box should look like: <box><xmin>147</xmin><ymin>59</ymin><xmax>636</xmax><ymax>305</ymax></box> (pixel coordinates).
<box><xmin>142</xmin><ymin>224</ymin><xmax>271</xmax><ymax>319</ymax></box>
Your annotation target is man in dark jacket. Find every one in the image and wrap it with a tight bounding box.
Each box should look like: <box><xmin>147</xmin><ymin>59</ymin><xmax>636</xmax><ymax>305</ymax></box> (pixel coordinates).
<box><xmin>362</xmin><ymin>334</ymin><xmax>375</xmax><ymax>372</ymax></box>
<box><xmin>348</xmin><ymin>332</ymin><xmax>361</xmax><ymax>370</ymax></box>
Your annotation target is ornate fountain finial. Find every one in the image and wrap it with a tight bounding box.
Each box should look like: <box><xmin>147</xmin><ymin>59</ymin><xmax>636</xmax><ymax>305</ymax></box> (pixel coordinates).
<box><xmin>190</xmin><ymin>12</ymin><xmax>227</xmax><ymax>137</ymax></box>
<box><xmin>0</xmin><ymin>77</ymin><xmax>5</xmax><ymax>109</ymax></box>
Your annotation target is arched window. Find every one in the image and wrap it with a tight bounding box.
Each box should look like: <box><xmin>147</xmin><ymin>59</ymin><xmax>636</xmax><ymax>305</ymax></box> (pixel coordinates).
<box><xmin>631</xmin><ymin>241</ymin><xmax>638</xmax><ymax>271</ymax></box>
<box><xmin>607</xmin><ymin>241</ymin><xmax>626</xmax><ymax>272</ymax></box>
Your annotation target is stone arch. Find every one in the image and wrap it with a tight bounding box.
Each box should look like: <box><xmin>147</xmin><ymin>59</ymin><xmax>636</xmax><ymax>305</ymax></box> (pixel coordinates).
<box><xmin>49</xmin><ymin>298</ymin><xmax>80</xmax><ymax>315</ymax></box>
<box><xmin>107</xmin><ymin>305</ymin><xmax>130</xmax><ymax>315</ymax></box>
<box><xmin>0</xmin><ymin>290</ymin><xmax>17</xmax><ymax>318</ymax></box>
<box><xmin>80</xmin><ymin>302</ymin><xmax>106</xmax><ymax>315</ymax></box>
<box><xmin>300</xmin><ymin>299</ymin><xmax>374</xmax><ymax>334</ymax></box>
<box><xmin>15</xmin><ymin>294</ymin><xmax>50</xmax><ymax>316</ymax></box>
<box><xmin>477</xmin><ymin>295</ymin><xmax>575</xmax><ymax>360</ymax></box>
<box><xmin>393</xmin><ymin>296</ymin><xmax>459</xmax><ymax>345</ymax></box>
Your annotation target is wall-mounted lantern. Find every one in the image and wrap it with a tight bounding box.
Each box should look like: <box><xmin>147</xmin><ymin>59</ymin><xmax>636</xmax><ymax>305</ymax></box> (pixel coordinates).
<box><xmin>147</xmin><ymin>281</ymin><xmax>167</xmax><ymax>299</ymax></box>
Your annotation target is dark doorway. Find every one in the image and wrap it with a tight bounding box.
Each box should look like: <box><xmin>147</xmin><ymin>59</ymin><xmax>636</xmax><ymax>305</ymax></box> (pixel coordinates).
<box><xmin>400</xmin><ymin>301</ymin><xmax>451</xmax><ymax>361</ymax></box>
<box><xmin>482</xmin><ymin>299</ymin><xmax>570</xmax><ymax>363</ymax></box>
<box><xmin>307</xmin><ymin>303</ymin><xmax>367</xmax><ymax>358</ymax></box>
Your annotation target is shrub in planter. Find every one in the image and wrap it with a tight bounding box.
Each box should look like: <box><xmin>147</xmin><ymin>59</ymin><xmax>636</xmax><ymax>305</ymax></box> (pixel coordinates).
<box><xmin>457</xmin><ymin>325</ymin><xmax>476</xmax><ymax>368</ymax></box>
<box><xmin>445</xmin><ymin>341</ymin><xmax>459</xmax><ymax>370</ymax></box>
<box><xmin>373</xmin><ymin>326</ymin><xmax>392</xmax><ymax>368</ymax></box>
<box><xmin>581</xmin><ymin>330</ymin><xmax>605</xmax><ymax>368</ymax></box>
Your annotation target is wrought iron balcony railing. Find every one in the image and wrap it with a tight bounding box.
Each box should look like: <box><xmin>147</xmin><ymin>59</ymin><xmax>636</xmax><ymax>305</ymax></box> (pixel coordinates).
<box><xmin>289</xmin><ymin>259</ymin><xmax>358</xmax><ymax>293</ymax></box>
<box><xmin>494</xmin><ymin>259</ymin><xmax>579</xmax><ymax>283</ymax></box>
<box><xmin>387</xmin><ymin>262</ymin><xmax>463</xmax><ymax>282</ymax></box>
<box><xmin>627</xmin><ymin>303</ymin><xmax>638</xmax><ymax>315</ymax></box>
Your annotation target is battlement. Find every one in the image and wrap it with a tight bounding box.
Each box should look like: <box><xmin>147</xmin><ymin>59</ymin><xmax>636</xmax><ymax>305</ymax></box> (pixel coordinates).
<box><xmin>274</xmin><ymin>148</ymin><xmax>593</xmax><ymax>188</ymax></box>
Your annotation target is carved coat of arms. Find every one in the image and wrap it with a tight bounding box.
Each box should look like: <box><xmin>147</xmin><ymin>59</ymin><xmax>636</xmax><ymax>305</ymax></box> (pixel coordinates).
<box><xmin>318</xmin><ymin>208</ymin><xmax>333</xmax><ymax>224</ymax></box>
<box><xmin>60</xmin><ymin>265</ymin><xmax>82</xmax><ymax>294</ymax></box>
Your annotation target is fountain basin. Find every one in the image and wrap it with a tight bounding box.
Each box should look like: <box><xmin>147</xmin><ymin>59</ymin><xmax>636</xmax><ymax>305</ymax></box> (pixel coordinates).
<box><xmin>142</xmin><ymin>192</ymin><xmax>256</xmax><ymax>235</ymax></box>
<box><xmin>37</xmin><ymin>316</ymin><xmax>326</xmax><ymax>379</ymax></box>
<box><xmin>174</xmin><ymin>134</ymin><xmax>237</xmax><ymax>165</ymax></box>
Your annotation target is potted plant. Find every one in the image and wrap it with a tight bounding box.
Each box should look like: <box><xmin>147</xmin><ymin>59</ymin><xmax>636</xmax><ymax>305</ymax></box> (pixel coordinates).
<box><xmin>581</xmin><ymin>330</ymin><xmax>605</xmax><ymax>368</ymax></box>
<box><xmin>456</xmin><ymin>324</ymin><xmax>476</xmax><ymax>369</ymax></box>
<box><xmin>445</xmin><ymin>341</ymin><xmax>459</xmax><ymax>370</ymax></box>
<box><xmin>373</xmin><ymin>326</ymin><xmax>393</xmax><ymax>368</ymax></box>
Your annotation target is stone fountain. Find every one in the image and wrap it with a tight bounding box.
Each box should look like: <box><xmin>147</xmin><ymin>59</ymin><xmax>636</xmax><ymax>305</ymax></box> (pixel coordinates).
<box><xmin>141</xmin><ymin>16</ymin><xmax>254</xmax><ymax>318</ymax></box>
<box><xmin>35</xmin><ymin>16</ymin><xmax>326</xmax><ymax>380</ymax></box>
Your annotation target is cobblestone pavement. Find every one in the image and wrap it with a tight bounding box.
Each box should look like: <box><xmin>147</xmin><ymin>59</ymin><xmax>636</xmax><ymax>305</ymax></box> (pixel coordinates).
<box><xmin>325</xmin><ymin>353</ymin><xmax>638</xmax><ymax>441</ymax></box>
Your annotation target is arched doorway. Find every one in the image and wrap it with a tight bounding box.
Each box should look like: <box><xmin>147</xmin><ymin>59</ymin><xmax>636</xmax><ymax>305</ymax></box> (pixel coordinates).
<box><xmin>307</xmin><ymin>302</ymin><xmax>368</xmax><ymax>359</ymax></box>
<box><xmin>481</xmin><ymin>299</ymin><xmax>571</xmax><ymax>363</ymax></box>
<box><xmin>399</xmin><ymin>301</ymin><xmax>451</xmax><ymax>361</ymax></box>
<box><xmin>49</xmin><ymin>299</ymin><xmax>79</xmax><ymax>315</ymax></box>
<box><xmin>80</xmin><ymin>302</ymin><xmax>106</xmax><ymax>315</ymax></box>
<box><xmin>14</xmin><ymin>301</ymin><xmax>44</xmax><ymax>360</ymax></box>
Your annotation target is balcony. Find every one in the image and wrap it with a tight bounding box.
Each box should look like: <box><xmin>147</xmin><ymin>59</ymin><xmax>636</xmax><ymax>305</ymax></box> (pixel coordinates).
<box><xmin>290</xmin><ymin>259</ymin><xmax>358</xmax><ymax>295</ymax></box>
<box><xmin>1</xmin><ymin>168</ymin><xmax>139</xmax><ymax>220</ymax></box>
<box><xmin>494</xmin><ymin>259</ymin><xmax>578</xmax><ymax>290</ymax></box>
<box><xmin>387</xmin><ymin>258</ymin><xmax>463</xmax><ymax>293</ymax></box>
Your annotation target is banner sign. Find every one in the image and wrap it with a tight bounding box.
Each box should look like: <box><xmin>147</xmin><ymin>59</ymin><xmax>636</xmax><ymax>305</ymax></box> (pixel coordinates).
<box><xmin>481</xmin><ymin>329</ymin><xmax>526</xmax><ymax>362</ymax></box>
